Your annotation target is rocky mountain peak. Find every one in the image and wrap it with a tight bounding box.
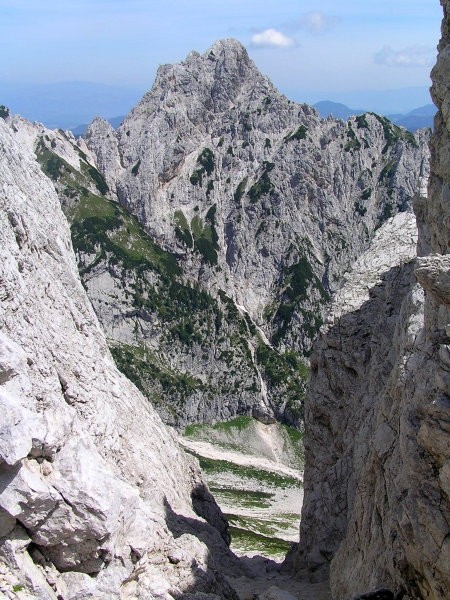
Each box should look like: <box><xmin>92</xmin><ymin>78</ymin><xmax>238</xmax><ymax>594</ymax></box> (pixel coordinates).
<box><xmin>184</xmin><ymin>38</ymin><xmax>252</xmax><ymax>70</ymax></box>
<box><xmin>78</xmin><ymin>36</ymin><xmax>430</xmax><ymax>429</ymax></box>
<box><xmin>125</xmin><ymin>38</ymin><xmax>279</xmax><ymax>136</ymax></box>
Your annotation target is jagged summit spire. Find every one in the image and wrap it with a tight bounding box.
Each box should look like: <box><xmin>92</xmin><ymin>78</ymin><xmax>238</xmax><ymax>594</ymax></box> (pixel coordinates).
<box><xmin>179</xmin><ymin>37</ymin><xmax>254</xmax><ymax>78</ymax></box>
<box><xmin>207</xmin><ymin>37</ymin><xmax>249</xmax><ymax>56</ymax></box>
<box><xmin>130</xmin><ymin>37</ymin><xmax>276</xmax><ymax>121</ymax></box>
<box><xmin>184</xmin><ymin>38</ymin><xmax>250</xmax><ymax>64</ymax></box>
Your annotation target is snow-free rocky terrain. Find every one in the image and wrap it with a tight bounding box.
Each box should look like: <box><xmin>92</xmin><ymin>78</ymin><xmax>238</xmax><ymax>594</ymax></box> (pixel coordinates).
<box><xmin>3</xmin><ymin>38</ymin><xmax>430</xmax><ymax>431</ymax></box>
<box><xmin>1</xmin><ymin>3</ymin><xmax>449</xmax><ymax>596</ymax></box>
<box><xmin>0</xmin><ymin>114</ymin><xmax>243</xmax><ymax>599</ymax></box>
<box><xmin>295</xmin><ymin>2</ymin><xmax>450</xmax><ymax>598</ymax></box>
<box><xmin>180</xmin><ymin>416</ymin><xmax>304</xmax><ymax>561</ymax></box>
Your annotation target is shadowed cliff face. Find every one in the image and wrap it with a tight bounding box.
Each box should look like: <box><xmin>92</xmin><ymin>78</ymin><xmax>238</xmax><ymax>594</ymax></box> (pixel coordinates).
<box><xmin>295</xmin><ymin>2</ymin><xmax>450</xmax><ymax>599</ymax></box>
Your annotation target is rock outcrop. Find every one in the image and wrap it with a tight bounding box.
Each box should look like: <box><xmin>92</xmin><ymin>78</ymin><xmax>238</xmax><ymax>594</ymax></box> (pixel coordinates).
<box><xmin>295</xmin><ymin>2</ymin><xmax>450</xmax><ymax>598</ymax></box>
<box><xmin>0</xmin><ymin>117</ymin><xmax>240</xmax><ymax>598</ymax></box>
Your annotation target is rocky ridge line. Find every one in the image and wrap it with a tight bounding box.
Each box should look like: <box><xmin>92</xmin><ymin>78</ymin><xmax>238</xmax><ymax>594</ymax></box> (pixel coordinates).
<box><xmin>38</xmin><ymin>39</ymin><xmax>430</xmax><ymax>428</ymax></box>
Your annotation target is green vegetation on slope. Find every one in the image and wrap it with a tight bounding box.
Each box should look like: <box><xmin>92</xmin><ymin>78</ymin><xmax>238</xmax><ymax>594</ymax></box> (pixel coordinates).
<box><xmin>271</xmin><ymin>253</ymin><xmax>329</xmax><ymax>349</ymax></box>
<box><xmin>370</xmin><ymin>113</ymin><xmax>418</xmax><ymax>153</ymax></box>
<box><xmin>248</xmin><ymin>161</ymin><xmax>275</xmax><ymax>203</ymax></box>
<box><xmin>71</xmin><ymin>194</ymin><xmax>180</xmax><ymax>278</ymax></box>
<box><xmin>111</xmin><ymin>343</ymin><xmax>204</xmax><ymax>408</ymax></box>
<box><xmin>284</xmin><ymin>125</ymin><xmax>308</xmax><ymax>142</ymax></box>
<box><xmin>190</xmin><ymin>452</ymin><xmax>301</xmax><ymax>488</ymax></box>
<box><xmin>190</xmin><ymin>147</ymin><xmax>215</xmax><ymax>186</ymax></box>
<box><xmin>173</xmin><ymin>206</ymin><xmax>219</xmax><ymax>265</ymax></box>
<box><xmin>35</xmin><ymin>135</ymin><xmax>312</xmax><ymax>429</ymax></box>
<box><xmin>0</xmin><ymin>105</ymin><xmax>10</xmax><ymax>119</ymax></box>
<box><xmin>228</xmin><ymin>526</ymin><xmax>292</xmax><ymax>559</ymax></box>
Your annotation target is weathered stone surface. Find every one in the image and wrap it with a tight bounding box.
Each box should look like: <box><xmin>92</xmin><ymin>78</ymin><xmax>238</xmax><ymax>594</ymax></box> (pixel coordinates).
<box><xmin>295</xmin><ymin>3</ymin><xmax>450</xmax><ymax>599</ymax></box>
<box><xmin>86</xmin><ymin>39</ymin><xmax>428</xmax><ymax>331</ymax></box>
<box><xmin>0</xmin><ymin>117</ymin><xmax>239</xmax><ymax>597</ymax></box>
<box><xmin>2</xmin><ymin>40</ymin><xmax>428</xmax><ymax>431</ymax></box>
<box><xmin>258</xmin><ymin>586</ymin><xmax>298</xmax><ymax>600</ymax></box>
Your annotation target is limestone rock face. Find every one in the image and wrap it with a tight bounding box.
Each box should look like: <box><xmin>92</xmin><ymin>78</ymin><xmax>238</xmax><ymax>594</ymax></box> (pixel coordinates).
<box><xmin>85</xmin><ymin>38</ymin><xmax>429</xmax><ymax>345</ymax></box>
<box><xmin>295</xmin><ymin>2</ymin><xmax>450</xmax><ymax>598</ymax></box>
<box><xmin>79</xmin><ymin>39</ymin><xmax>428</xmax><ymax>427</ymax></box>
<box><xmin>2</xmin><ymin>42</ymin><xmax>428</xmax><ymax>430</ymax></box>
<box><xmin>0</xmin><ymin>119</ymin><xmax>238</xmax><ymax>598</ymax></box>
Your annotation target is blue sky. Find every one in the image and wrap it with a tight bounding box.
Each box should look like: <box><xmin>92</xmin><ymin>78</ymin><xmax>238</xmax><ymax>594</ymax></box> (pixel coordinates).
<box><xmin>0</xmin><ymin>0</ymin><xmax>443</xmax><ymax>111</ymax></box>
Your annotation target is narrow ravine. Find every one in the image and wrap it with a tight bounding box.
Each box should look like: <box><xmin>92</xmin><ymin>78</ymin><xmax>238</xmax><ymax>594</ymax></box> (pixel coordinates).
<box><xmin>179</xmin><ymin>416</ymin><xmax>304</xmax><ymax>561</ymax></box>
<box><xmin>179</xmin><ymin>416</ymin><xmax>332</xmax><ymax>599</ymax></box>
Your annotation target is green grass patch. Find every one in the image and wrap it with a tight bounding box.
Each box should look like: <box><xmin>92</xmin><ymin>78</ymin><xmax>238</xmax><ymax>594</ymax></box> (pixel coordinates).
<box><xmin>174</xmin><ymin>209</ymin><xmax>194</xmax><ymax>248</ymax></box>
<box><xmin>190</xmin><ymin>209</ymin><xmax>219</xmax><ymax>265</ymax></box>
<box><xmin>228</xmin><ymin>526</ymin><xmax>293</xmax><ymax>558</ymax></box>
<box><xmin>271</xmin><ymin>253</ymin><xmax>329</xmax><ymax>347</ymax></box>
<box><xmin>190</xmin><ymin>148</ymin><xmax>215</xmax><ymax>186</ymax></box>
<box><xmin>111</xmin><ymin>343</ymin><xmax>204</xmax><ymax>399</ymax></box>
<box><xmin>131</xmin><ymin>159</ymin><xmax>141</xmax><ymax>176</ymax></box>
<box><xmin>361</xmin><ymin>188</ymin><xmax>372</xmax><ymax>200</ymax></box>
<box><xmin>248</xmin><ymin>162</ymin><xmax>274</xmax><ymax>203</ymax></box>
<box><xmin>355</xmin><ymin>114</ymin><xmax>369</xmax><ymax>129</ymax></box>
<box><xmin>81</xmin><ymin>162</ymin><xmax>109</xmax><ymax>195</ymax></box>
<box><xmin>209</xmin><ymin>487</ymin><xmax>273</xmax><ymax>509</ymax></box>
<box><xmin>183</xmin><ymin>416</ymin><xmax>256</xmax><ymax>449</ymax></box>
<box><xmin>284</xmin><ymin>125</ymin><xmax>307</xmax><ymax>142</ymax></box>
<box><xmin>191</xmin><ymin>452</ymin><xmax>301</xmax><ymax>488</ymax></box>
<box><xmin>234</xmin><ymin>177</ymin><xmax>248</xmax><ymax>204</ymax></box>
<box><xmin>379</xmin><ymin>161</ymin><xmax>395</xmax><ymax>183</ymax></box>
<box><xmin>225</xmin><ymin>513</ymin><xmax>298</xmax><ymax>537</ymax></box>
<box><xmin>212</xmin><ymin>415</ymin><xmax>254</xmax><ymax>432</ymax></box>
<box><xmin>70</xmin><ymin>192</ymin><xmax>181</xmax><ymax>278</ymax></box>
<box><xmin>12</xmin><ymin>585</ymin><xmax>24</xmax><ymax>592</ymax></box>
<box><xmin>344</xmin><ymin>127</ymin><xmax>361</xmax><ymax>152</ymax></box>
<box><xmin>370</xmin><ymin>113</ymin><xmax>418</xmax><ymax>153</ymax></box>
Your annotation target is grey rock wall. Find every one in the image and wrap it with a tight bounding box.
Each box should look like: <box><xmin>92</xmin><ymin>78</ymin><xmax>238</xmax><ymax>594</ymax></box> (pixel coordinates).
<box><xmin>9</xmin><ymin>43</ymin><xmax>429</xmax><ymax>430</ymax></box>
<box><xmin>85</xmin><ymin>39</ymin><xmax>429</xmax><ymax>351</ymax></box>
<box><xmin>81</xmin><ymin>40</ymin><xmax>428</xmax><ymax>428</ymax></box>
<box><xmin>295</xmin><ymin>2</ymin><xmax>450</xmax><ymax>598</ymax></box>
<box><xmin>0</xmin><ymin>117</ymin><xmax>239</xmax><ymax>598</ymax></box>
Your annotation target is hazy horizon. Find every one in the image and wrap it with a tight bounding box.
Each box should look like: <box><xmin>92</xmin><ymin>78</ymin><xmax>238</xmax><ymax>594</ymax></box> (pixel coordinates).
<box><xmin>1</xmin><ymin>0</ymin><xmax>441</xmax><ymax>128</ymax></box>
<box><xmin>1</xmin><ymin>1</ymin><xmax>441</xmax><ymax>92</ymax></box>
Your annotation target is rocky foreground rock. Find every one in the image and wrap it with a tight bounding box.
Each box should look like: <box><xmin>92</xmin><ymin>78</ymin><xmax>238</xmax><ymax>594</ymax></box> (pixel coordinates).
<box><xmin>0</xmin><ymin>117</ymin><xmax>242</xmax><ymax>598</ymax></box>
<box><xmin>295</xmin><ymin>2</ymin><xmax>450</xmax><ymax>598</ymax></box>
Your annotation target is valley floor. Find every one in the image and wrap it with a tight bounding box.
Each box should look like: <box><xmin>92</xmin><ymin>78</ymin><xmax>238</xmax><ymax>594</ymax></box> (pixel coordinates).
<box><xmin>228</xmin><ymin>567</ymin><xmax>331</xmax><ymax>600</ymax></box>
<box><xmin>178</xmin><ymin>417</ymin><xmax>332</xmax><ymax>599</ymax></box>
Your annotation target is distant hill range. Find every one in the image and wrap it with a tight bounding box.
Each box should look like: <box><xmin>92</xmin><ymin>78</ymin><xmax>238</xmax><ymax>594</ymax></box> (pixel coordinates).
<box><xmin>1</xmin><ymin>80</ymin><xmax>435</xmax><ymax>134</ymax></box>
<box><xmin>314</xmin><ymin>100</ymin><xmax>436</xmax><ymax>132</ymax></box>
<box><xmin>0</xmin><ymin>81</ymin><xmax>143</xmax><ymax>130</ymax></box>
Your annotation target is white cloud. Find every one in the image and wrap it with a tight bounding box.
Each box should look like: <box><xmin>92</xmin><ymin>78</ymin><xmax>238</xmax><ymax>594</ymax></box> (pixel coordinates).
<box><xmin>251</xmin><ymin>28</ymin><xmax>296</xmax><ymax>49</ymax></box>
<box><xmin>374</xmin><ymin>45</ymin><xmax>434</xmax><ymax>67</ymax></box>
<box><xmin>299</xmin><ymin>11</ymin><xmax>339</xmax><ymax>34</ymax></box>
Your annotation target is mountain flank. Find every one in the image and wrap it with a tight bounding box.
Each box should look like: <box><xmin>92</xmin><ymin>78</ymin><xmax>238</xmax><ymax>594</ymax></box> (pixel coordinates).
<box><xmin>80</xmin><ymin>39</ymin><xmax>429</xmax><ymax>427</ymax></box>
<box><xmin>0</xmin><ymin>2</ymin><xmax>448</xmax><ymax>598</ymax></box>
<box><xmin>3</xmin><ymin>39</ymin><xmax>429</xmax><ymax>430</ymax></box>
